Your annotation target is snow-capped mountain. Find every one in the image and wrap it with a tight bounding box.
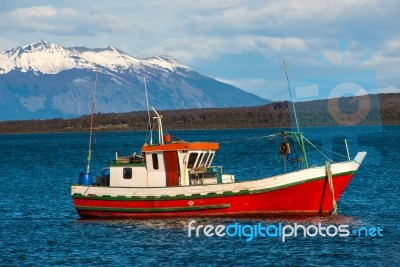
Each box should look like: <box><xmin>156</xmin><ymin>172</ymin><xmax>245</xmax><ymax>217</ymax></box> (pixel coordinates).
<box><xmin>0</xmin><ymin>41</ymin><xmax>189</xmax><ymax>75</ymax></box>
<box><xmin>0</xmin><ymin>41</ymin><xmax>267</xmax><ymax>120</ymax></box>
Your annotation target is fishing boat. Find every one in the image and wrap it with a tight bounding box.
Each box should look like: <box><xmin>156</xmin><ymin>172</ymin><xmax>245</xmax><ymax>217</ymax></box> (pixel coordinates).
<box><xmin>71</xmin><ymin>63</ymin><xmax>366</xmax><ymax>219</ymax></box>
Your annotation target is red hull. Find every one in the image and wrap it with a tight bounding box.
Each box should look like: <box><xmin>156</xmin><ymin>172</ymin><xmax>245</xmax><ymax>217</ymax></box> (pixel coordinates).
<box><xmin>73</xmin><ymin>173</ymin><xmax>354</xmax><ymax>219</ymax></box>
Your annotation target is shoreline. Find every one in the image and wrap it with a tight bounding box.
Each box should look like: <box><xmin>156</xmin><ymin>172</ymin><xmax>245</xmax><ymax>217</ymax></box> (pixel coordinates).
<box><xmin>0</xmin><ymin>123</ymin><xmax>395</xmax><ymax>135</ymax></box>
<box><xmin>1</xmin><ymin>93</ymin><xmax>399</xmax><ymax>134</ymax></box>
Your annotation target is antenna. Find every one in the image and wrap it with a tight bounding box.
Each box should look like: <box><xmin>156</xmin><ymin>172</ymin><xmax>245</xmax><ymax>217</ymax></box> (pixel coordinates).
<box><xmin>152</xmin><ymin>107</ymin><xmax>164</xmax><ymax>145</ymax></box>
<box><xmin>86</xmin><ymin>70</ymin><xmax>98</xmax><ymax>173</ymax></box>
<box><xmin>144</xmin><ymin>76</ymin><xmax>152</xmax><ymax>144</ymax></box>
<box><xmin>283</xmin><ymin>60</ymin><xmax>300</xmax><ymax>132</ymax></box>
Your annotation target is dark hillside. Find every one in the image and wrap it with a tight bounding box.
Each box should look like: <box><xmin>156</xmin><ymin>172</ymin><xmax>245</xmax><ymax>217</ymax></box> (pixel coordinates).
<box><xmin>0</xmin><ymin>93</ymin><xmax>397</xmax><ymax>134</ymax></box>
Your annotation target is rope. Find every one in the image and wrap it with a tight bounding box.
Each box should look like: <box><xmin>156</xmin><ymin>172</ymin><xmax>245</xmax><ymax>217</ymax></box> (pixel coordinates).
<box><xmin>277</xmin><ymin>110</ymin><xmax>288</xmax><ymax>133</ymax></box>
<box><xmin>266</xmin><ymin>88</ymin><xmax>289</xmax><ymax>102</ymax></box>
<box><xmin>83</xmin><ymin>185</ymin><xmax>91</xmax><ymax>196</ymax></box>
<box><xmin>325</xmin><ymin>161</ymin><xmax>338</xmax><ymax>215</ymax></box>
<box><xmin>310</xmin><ymin>142</ymin><xmax>349</xmax><ymax>160</ymax></box>
<box><xmin>254</xmin><ymin>66</ymin><xmax>282</xmax><ymax>98</ymax></box>
<box><xmin>303</xmin><ymin>136</ymin><xmax>333</xmax><ymax>163</ymax></box>
<box><xmin>219</xmin><ymin>133</ymin><xmax>278</xmax><ymax>144</ymax></box>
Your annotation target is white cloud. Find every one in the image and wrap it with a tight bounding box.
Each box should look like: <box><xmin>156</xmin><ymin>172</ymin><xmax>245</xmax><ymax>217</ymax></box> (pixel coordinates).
<box><xmin>136</xmin><ymin>0</ymin><xmax>399</xmax><ymax>71</ymax></box>
<box><xmin>12</xmin><ymin>5</ymin><xmax>58</xmax><ymax>17</ymax></box>
<box><xmin>0</xmin><ymin>0</ymin><xmax>399</xmax><ymax>95</ymax></box>
<box><xmin>0</xmin><ymin>38</ymin><xmax>17</xmax><ymax>51</ymax></box>
<box><xmin>382</xmin><ymin>38</ymin><xmax>400</xmax><ymax>57</ymax></box>
<box><xmin>142</xmin><ymin>34</ymin><xmax>309</xmax><ymax>64</ymax></box>
<box><xmin>0</xmin><ymin>5</ymin><xmax>144</xmax><ymax>36</ymax></box>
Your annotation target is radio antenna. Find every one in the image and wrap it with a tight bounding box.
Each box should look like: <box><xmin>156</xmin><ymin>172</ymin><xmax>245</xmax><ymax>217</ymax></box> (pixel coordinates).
<box><xmin>144</xmin><ymin>76</ymin><xmax>152</xmax><ymax>144</ymax></box>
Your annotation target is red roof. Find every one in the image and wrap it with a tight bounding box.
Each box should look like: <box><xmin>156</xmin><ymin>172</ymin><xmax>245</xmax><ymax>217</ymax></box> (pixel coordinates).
<box><xmin>142</xmin><ymin>142</ymin><xmax>219</xmax><ymax>152</ymax></box>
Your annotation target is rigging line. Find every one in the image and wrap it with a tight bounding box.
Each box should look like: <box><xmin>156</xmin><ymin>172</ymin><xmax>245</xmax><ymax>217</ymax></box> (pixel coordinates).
<box><xmin>251</xmin><ymin>63</ymin><xmax>293</xmax><ymax>131</ymax></box>
<box><xmin>278</xmin><ymin>109</ymin><xmax>289</xmax><ymax>132</ymax></box>
<box><xmin>310</xmin><ymin>142</ymin><xmax>349</xmax><ymax>159</ymax></box>
<box><xmin>267</xmin><ymin>88</ymin><xmax>289</xmax><ymax>102</ymax></box>
<box><xmin>283</xmin><ymin>60</ymin><xmax>301</xmax><ymax>133</ymax></box>
<box><xmin>219</xmin><ymin>133</ymin><xmax>278</xmax><ymax>144</ymax></box>
<box><xmin>303</xmin><ymin>136</ymin><xmax>333</xmax><ymax>163</ymax></box>
<box><xmin>274</xmin><ymin>130</ymin><xmax>285</xmax><ymax>162</ymax></box>
<box><xmin>255</xmin><ymin>65</ymin><xmax>282</xmax><ymax>97</ymax></box>
<box><xmin>288</xmin><ymin>138</ymin><xmax>300</xmax><ymax>169</ymax></box>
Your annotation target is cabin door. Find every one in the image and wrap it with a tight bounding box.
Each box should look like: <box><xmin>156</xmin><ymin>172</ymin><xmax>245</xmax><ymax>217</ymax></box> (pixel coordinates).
<box><xmin>164</xmin><ymin>151</ymin><xmax>180</xmax><ymax>187</ymax></box>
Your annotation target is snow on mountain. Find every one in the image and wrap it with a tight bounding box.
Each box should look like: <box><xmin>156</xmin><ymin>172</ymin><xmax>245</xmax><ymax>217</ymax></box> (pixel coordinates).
<box><xmin>0</xmin><ymin>40</ymin><xmax>189</xmax><ymax>75</ymax></box>
<box><xmin>0</xmin><ymin>41</ymin><xmax>268</xmax><ymax>120</ymax></box>
<box><xmin>0</xmin><ymin>41</ymin><xmax>81</xmax><ymax>74</ymax></box>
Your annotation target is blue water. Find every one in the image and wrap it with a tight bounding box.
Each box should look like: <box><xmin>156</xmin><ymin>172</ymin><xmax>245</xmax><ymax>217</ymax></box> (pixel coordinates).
<box><xmin>0</xmin><ymin>126</ymin><xmax>399</xmax><ymax>266</ymax></box>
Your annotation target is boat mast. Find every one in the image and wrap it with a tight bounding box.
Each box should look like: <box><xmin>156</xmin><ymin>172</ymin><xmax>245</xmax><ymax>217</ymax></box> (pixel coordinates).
<box><xmin>144</xmin><ymin>76</ymin><xmax>153</xmax><ymax>145</ymax></box>
<box><xmin>86</xmin><ymin>70</ymin><xmax>98</xmax><ymax>174</ymax></box>
<box><xmin>282</xmin><ymin>60</ymin><xmax>308</xmax><ymax>169</ymax></box>
<box><xmin>283</xmin><ymin>60</ymin><xmax>300</xmax><ymax>132</ymax></box>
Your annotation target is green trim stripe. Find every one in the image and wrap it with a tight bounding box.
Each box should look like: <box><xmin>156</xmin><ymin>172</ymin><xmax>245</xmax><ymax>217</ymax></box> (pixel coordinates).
<box><xmin>75</xmin><ymin>203</ymin><xmax>230</xmax><ymax>213</ymax></box>
<box><xmin>108</xmin><ymin>163</ymin><xmax>146</xmax><ymax>167</ymax></box>
<box><xmin>72</xmin><ymin>170</ymin><xmax>355</xmax><ymax>201</ymax></box>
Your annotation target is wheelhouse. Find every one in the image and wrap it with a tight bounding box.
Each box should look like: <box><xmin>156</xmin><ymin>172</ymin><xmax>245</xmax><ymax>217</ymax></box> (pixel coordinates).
<box><xmin>95</xmin><ymin>140</ymin><xmax>234</xmax><ymax>188</ymax></box>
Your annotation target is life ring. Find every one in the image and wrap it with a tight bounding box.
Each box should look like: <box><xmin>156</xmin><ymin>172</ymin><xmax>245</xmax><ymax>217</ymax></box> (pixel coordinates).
<box><xmin>280</xmin><ymin>142</ymin><xmax>290</xmax><ymax>155</ymax></box>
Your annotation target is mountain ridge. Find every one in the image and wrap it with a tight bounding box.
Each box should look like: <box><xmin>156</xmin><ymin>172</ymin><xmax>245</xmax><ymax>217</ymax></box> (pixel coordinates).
<box><xmin>0</xmin><ymin>40</ymin><xmax>190</xmax><ymax>75</ymax></box>
<box><xmin>0</xmin><ymin>41</ymin><xmax>267</xmax><ymax>120</ymax></box>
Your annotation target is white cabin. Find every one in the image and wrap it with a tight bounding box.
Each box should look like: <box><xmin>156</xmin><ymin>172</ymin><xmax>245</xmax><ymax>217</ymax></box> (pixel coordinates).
<box><xmin>97</xmin><ymin>140</ymin><xmax>234</xmax><ymax>188</ymax></box>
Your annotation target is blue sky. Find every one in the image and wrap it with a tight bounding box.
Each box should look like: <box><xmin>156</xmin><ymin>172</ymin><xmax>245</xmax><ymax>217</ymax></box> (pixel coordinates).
<box><xmin>1</xmin><ymin>0</ymin><xmax>399</xmax><ymax>101</ymax></box>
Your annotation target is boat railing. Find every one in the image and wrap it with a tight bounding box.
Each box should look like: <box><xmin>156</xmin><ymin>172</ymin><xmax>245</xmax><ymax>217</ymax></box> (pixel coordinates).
<box><xmin>110</xmin><ymin>155</ymin><xmax>145</xmax><ymax>165</ymax></box>
<box><xmin>187</xmin><ymin>166</ymin><xmax>235</xmax><ymax>185</ymax></box>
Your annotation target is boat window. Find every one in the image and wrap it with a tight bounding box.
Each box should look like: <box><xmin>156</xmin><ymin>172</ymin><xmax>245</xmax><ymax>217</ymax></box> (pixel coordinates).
<box><xmin>205</xmin><ymin>153</ymin><xmax>214</xmax><ymax>167</ymax></box>
<box><xmin>201</xmin><ymin>152</ymin><xmax>209</xmax><ymax>166</ymax></box>
<box><xmin>196</xmin><ymin>153</ymin><xmax>204</xmax><ymax>167</ymax></box>
<box><xmin>152</xmin><ymin>153</ymin><xmax>159</xmax><ymax>170</ymax></box>
<box><xmin>187</xmin><ymin>153</ymin><xmax>198</xmax><ymax>168</ymax></box>
<box><xmin>123</xmin><ymin>168</ymin><xmax>132</xmax><ymax>179</ymax></box>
